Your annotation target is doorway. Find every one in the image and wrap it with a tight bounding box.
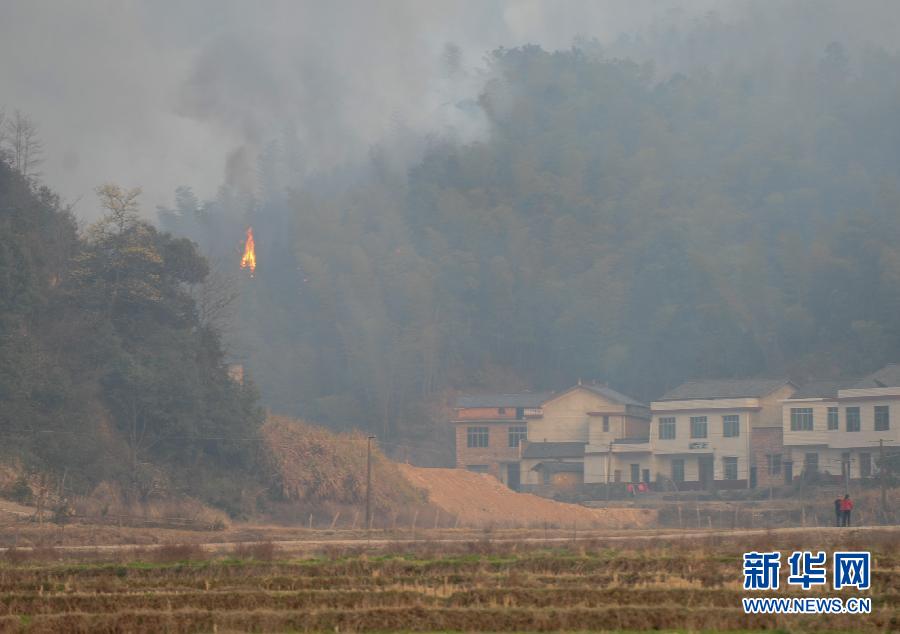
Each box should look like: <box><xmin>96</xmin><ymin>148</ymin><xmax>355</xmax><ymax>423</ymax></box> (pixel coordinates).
<box><xmin>698</xmin><ymin>456</ymin><xmax>714</xmax><ymax>489</ymax></box>
<box><xmin>506</xmin><ymin>463</ymin><xmax>521</xmax><ymax>491</ymax></box>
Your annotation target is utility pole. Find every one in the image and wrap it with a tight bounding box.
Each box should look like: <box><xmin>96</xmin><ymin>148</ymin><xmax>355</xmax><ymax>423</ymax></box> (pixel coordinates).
<box><xmin>606</xmin><ymin>441</ymin><xmax>613</xmax><ymax>502</ymax></box>
<box><xmin>879</xmin><ymin>438</ymin><xmax>886</xmax><ymax>520</ymax></box>
<box><xmin>845</xmin><ymin>460</ymin><xmax>850</xmax><ymax>496</ymax></box>
<box><xmin>366</xmin><ymin>435</ymin><xmax>376</xmax><ymax>531</ymax></box>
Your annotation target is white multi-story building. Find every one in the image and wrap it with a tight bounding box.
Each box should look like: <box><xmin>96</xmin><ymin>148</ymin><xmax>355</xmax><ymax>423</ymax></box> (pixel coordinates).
<box><xmin>651</xmin><ymin>379</ymin><xmax>796</xmax><ymax>490</ymax></box>
<box><xmin>783</xmin><ymin>365</ymin><xmax>900</xmax><ymax>481</ymax></box>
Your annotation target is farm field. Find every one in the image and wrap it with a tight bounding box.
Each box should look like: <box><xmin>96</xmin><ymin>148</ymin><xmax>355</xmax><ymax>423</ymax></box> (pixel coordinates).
<box><xmin>0</xmin><ymin>528</ymin><xmax>897</xmax><ymax>632</ymax></box>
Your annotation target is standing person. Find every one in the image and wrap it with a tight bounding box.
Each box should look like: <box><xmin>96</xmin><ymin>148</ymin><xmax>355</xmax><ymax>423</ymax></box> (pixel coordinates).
<box><xmin>834</xmin><ymin>497</ymin><xmax>842</xmax><ymax>527</ymax></box>
<box><xmin>840</xmin><ymin>494</ymin><xmax>853</xmax><ymax>527</ymax></box>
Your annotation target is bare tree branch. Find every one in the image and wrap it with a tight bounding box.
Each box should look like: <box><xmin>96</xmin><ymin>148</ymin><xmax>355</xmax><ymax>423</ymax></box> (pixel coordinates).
<box><xmin>4</xmin><ymin>110</ymin><xmax>43</xmax><ymax>178</ymax></box>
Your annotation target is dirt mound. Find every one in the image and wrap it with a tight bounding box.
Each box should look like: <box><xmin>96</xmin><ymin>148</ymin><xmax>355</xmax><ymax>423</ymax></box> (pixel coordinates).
<box><xmin>398</xmin><ymin>465</ymin><xmax>655</xmax><ymax>529</ymax></box>
<box><xmin>261</xmin><ymin>415</ymin><xmax>429</xmax><ymax>525</ymax></box>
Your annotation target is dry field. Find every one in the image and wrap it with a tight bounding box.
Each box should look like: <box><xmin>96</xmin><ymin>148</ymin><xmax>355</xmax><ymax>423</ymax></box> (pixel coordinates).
<box><xmin>0</xmin><ymin>528</ymin><xmax>897</xmax><ymax>633</ymax></box>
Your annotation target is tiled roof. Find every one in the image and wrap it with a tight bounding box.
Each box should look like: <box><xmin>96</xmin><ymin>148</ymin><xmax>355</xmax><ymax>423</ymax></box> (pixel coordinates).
<box><xmin>581</xmin><ymin>384</ymin><xmax>647</xmax><ymax>407</ymax></box>
<box><xmin>657</xmin><ymin>378</ymin><xmax>791</xmax><ymax>401</ymax></box>
<box><xmin>455</xmin><ymin>392</ymin><xmax>553</xmax><ymax>409</ymax></box>
<box><xmin>521</xmin><ymin>441</ymin><xmax>585</xmax><ymax>459</ymax></box>
<box><xmin>852</xmin><ymin>364</ymin><xmax>900</xmax><ymax>389</ymax></box>
<box><xmin>789</xmin><ymin>380</ymin><xmax>852</xmax><ymax>399</ymax></box>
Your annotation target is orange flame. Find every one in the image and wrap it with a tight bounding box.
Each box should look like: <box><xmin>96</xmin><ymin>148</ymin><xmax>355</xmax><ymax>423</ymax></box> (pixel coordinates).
<box><xmin>240</xmin><ymin>227</ymin><xmax>256</xmax><ymax>275</ymax></box>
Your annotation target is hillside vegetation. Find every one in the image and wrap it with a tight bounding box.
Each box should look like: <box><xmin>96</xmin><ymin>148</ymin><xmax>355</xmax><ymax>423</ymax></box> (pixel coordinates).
<box><xmin>261</xmin><ymin>414</ymin><xmax>427</xmax><ymax>524</ymax></box>
<box><xmin>0</xmin><ymin>159</ymin><xmax>263</xmax><ymax>513</ymax></box>
<box><xmin>161</xmin><ymin>34</ymin><xmax>900</xmax><ymax>446</ymax></box>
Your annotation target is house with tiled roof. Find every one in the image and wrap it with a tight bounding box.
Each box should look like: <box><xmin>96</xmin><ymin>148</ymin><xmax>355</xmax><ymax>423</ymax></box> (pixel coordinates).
<box><xmin>451</xmin><ymin>391</ymin><xmax>553</xmax><ymax>488</ymax></box>
<box><xmin>451</xmin><ymin>381</ymin><xmax>649</xmax><ymax>491</ymax></box>
<box><xmin>783</xmin><ymin>365</ymin><xmax>900</xmax><ymax>483</ymax></box>
<box><xmin>650</xmin><ymin>378</ymin><xmax>796</xmax><ymax>490</ymax></box>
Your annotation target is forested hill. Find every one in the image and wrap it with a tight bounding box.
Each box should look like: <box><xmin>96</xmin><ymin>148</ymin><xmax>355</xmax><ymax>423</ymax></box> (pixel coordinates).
<box><xmin>162</xmin><ymin>42</ymin><xmax>900</xmax><ymax>446</ymax></box>
<box><xmin>0</xmin><ymin>160</ymin><xmax>262</xmax><ymax>510</ymax></box>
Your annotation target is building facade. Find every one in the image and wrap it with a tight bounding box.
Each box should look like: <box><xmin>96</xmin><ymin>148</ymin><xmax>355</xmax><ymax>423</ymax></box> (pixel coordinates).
<box><xmin>782</xmin><ymin>365</ymin><xmax>900</xmax><ymax>482</ymax></box>
<box><xmin>452</xmin><ymin>383</ymin><xmax>649</xmax><ymax>491</ymax></box>
<box><xmin>525</xmin><ymin>383</ymin><xmax>651</xmax><ymax>488</ymax></box>
<box><xmin>452</xmin><ymin>367</ymin><xmax>899</xmax><ymax>496</ymax></box>
<box><xmin>452</xmin><ymin>392</ymin><xmax>550</xmax><ymax>489</ymax></box>
<box><xmin>650</xmin><ymin>379</ymin><xmax>796</xmax><ymax>490</ymax></box>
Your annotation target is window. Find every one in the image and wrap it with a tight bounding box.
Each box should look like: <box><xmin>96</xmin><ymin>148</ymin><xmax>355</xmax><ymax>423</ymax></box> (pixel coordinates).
<box><xmin>790</xmin><ymin>408</ymin><xmax>813</xmax><ymax>431</ymax></box>
<box><xmin>723</xmin><ymin>457</ymin><xmax>738</xmax><ymax>480</ymax></box>
<box><xmin>658</xmin><ymin>417</ymin><xmax>676</xmax><ymax>440</ymax></box>
<box><xmin>766</xmin><ymin>454</ymin><xmax>782</xmax><ymax>475</ymax></box>
<box><xmin>846</xmin><ymin>407</ymin><xmax>860</xmax><ymax>432</ymax></box>
<box><xmin>498</xmin><ymin>407</ymin><xmax>506</xmax><ymax>415</ymax></box>
<box><xmin>690</xmin><ymin>416</ymin><xmax>708</xmax><ymax>439</ymax></box>
<box><xmin>723</xmin><ymin>414</ymin><xmax>740</xmax><ymax>438</ymax></box>
<box><xmin>672</xmin><ymin>459</ymin><xmax>685</xmax><ymax>482</ymax></box>
<box><xmin>804</xmin><ymin>452</ymin><xmax>818</xmax><ymax>474</ymax></box>
<box><xmin>507</xmin><ymin>425</ymin><xmax>527</xmax><ymax>448</ymax></box>
<box><xmin>466</xmin><ymin>426</ymin><xmax>489</xmax><ymax>448</ymax></box>
<box><xmin>466</xmin><ymin>464</ymin><xmax>488</xmax><ymax>473</ymax></box>
<box><xmin>875</xmin><ymin>405</ymin><xmax>890</xmax><ymax>431</ymax></box>
<box><xmin>602</xmin><ymin>415</ymin><xmax>610</xmax><ymax>432</ymax></box>
<box><xmin>827</xmin><ymin>407</ymin><xmax>839</xmax><ymax>431</ymax></box>
<box><xmin>860</xmin><ymin>453</ymin><xmax>872</xmax><ymax>478</ymax></box>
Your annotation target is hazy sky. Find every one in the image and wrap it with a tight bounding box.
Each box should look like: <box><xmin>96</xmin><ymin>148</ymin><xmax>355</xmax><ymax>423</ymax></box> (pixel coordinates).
<box><xmin>1</xmin><ymin>1</ymin><xmax>896</xmax><ymax>219</ymax></box>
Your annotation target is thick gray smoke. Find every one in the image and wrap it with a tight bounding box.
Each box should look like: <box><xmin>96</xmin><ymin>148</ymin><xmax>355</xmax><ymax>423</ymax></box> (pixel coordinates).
<box><xmin>1</xmin><ymin>0</ymin><xmax>898</xmax><ymax>217</ymax></box>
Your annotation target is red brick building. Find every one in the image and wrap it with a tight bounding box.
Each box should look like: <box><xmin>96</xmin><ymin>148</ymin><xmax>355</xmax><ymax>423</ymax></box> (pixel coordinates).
<box><xmin>452</xmin><ymin>392</ymin><xmax>551</xmax><ymax>490</ymax></box>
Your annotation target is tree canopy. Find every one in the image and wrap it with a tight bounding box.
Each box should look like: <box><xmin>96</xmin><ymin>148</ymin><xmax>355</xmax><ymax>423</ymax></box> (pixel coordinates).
<box><xmin>162</xmin><ymin>40</ymin><xmax>900</xmax><ymax>450</ymax></box>
<box><xmin>0</xmin><ymin>162</ymin><xmax>263</xmax><ymax>509</ymax></box>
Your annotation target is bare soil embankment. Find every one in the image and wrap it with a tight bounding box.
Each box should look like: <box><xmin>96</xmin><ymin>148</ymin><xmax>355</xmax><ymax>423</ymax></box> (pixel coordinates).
<box><xmin>398</xmin><ymin>464</ymin><xmax>656</xmax><ymax>528</ymax></box>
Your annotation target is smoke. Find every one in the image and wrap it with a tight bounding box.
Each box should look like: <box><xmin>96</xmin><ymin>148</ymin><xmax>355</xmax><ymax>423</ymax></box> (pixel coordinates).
<box><xmin>2</xmin><ymin>1</ymin><xmax>899</xmax><ymax>217</ymax></box>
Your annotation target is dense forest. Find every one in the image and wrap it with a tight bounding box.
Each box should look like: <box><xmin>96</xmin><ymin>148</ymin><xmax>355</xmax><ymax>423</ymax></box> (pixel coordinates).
<box><xmin>0</xmin><ymin>133</ymin><xmax>263</xmax><ymax>511</ymax></box>
<box><xmin>5</xmin><ymin>11</ymin><xmax>900</xmax><ymax>471</ymax></box>
<box><xmin>159</xmin><ymin>37</ymin><xmax>900</xmax><ymax>453</ymax></box>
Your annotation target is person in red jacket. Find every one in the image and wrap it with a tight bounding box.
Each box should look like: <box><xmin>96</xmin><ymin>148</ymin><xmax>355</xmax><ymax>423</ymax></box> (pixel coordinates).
<box><xmin>840</xmin><ymin>494</ymin><xmax>854</xmax><ymax>527</ymax></box>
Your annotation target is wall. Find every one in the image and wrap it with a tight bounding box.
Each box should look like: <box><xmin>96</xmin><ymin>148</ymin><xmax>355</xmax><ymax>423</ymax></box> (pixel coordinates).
<box><xmin>623</xmin><ymin>416</ymin><xmax>650</xmax><ymax>438</ymax></box>
<box><xmin>835</xmin><ymin>398</ymin><xmax>900</xmax><ymax>448</ymax></box>
<box><xmin>653</xmin><ymin>453</ymin><xmax>703</xmax><ymax>485</ymax></box>
<box><xmin>530</xmin><ymin>387</ymin><xmax>617</xmax><ymax>443</ymax></box>
<box><xmin>454</xmin><ymin>421</ymin><xmax>522</xmax><ymax>481</ymax></box>
<box><xmin>455</xmin><ymin>407</ymin><xmax>517</xmax><ymax>420</ymax></box>
<box><xmin>649</xmin><ymin>407</ymin><xmax>752</xmax><ymax>480</ymax></box>
<box><xmin>750</xmin><ymin>426</ymin><xmax>784</xmax><ymax>488</ymax></box>
<box><xmin>583</xmin><ymin>452</ymin><xmax>652</xmax><ymax>484</ymax></box>
<box><xmin>782</xmin><ymin>398</ymin><xmax>838</xmax><ymax>447</ymax></box>
<box><xmin>757</xmin><ymin>383</ymin><xmax>797</xmax><ymax>428</ymax></box>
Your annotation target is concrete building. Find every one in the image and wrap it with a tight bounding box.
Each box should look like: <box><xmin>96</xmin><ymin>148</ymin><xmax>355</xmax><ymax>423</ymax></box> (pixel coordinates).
<box><xmin>783</xmin><ymin>365</ymin><xmax>900</xmax><ymax>482</ymax></box>
<box><xmin>451</xmin><ymin>392</ymin><xmax>551</xmax><ymax>489</ymax></box>
<box><xmin>525</xmin><ymin>382</ymin><xmax>650</xmax><ymax>488</ymax></box>
<box><xmin>452</xmin><ymin>382</ymin><xmax>649</xmax><ymax>492</ymax></box>
<box><xmin>650</xmin><ymin>379</ymin><xmax>796</xmax><ymax>490</ymax></box>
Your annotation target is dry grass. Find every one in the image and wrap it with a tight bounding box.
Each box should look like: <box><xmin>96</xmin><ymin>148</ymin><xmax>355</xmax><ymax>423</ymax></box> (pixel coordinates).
<box><xmin>149</xmin><ymin>543</ymin><xmax>206</xmax><ymax>563</ymax></box>
<box><xmin>231</xmin><ymin>540</ymin><xmax>278</xmax><ymax>561</ymax></box>
<box><xmin>261</xmin><ymin>415</ymin><xmax>431</xmax><ymax>525</ymax></box>
<box><xmin>0</xmin><ymin>526</ymin><xmax>897</xmax><ymax>632</ymax></box>
<box><xmin>72</xmin><ymin>480</ymin><xmax>230</xmax><ymax>529</ymax></box>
